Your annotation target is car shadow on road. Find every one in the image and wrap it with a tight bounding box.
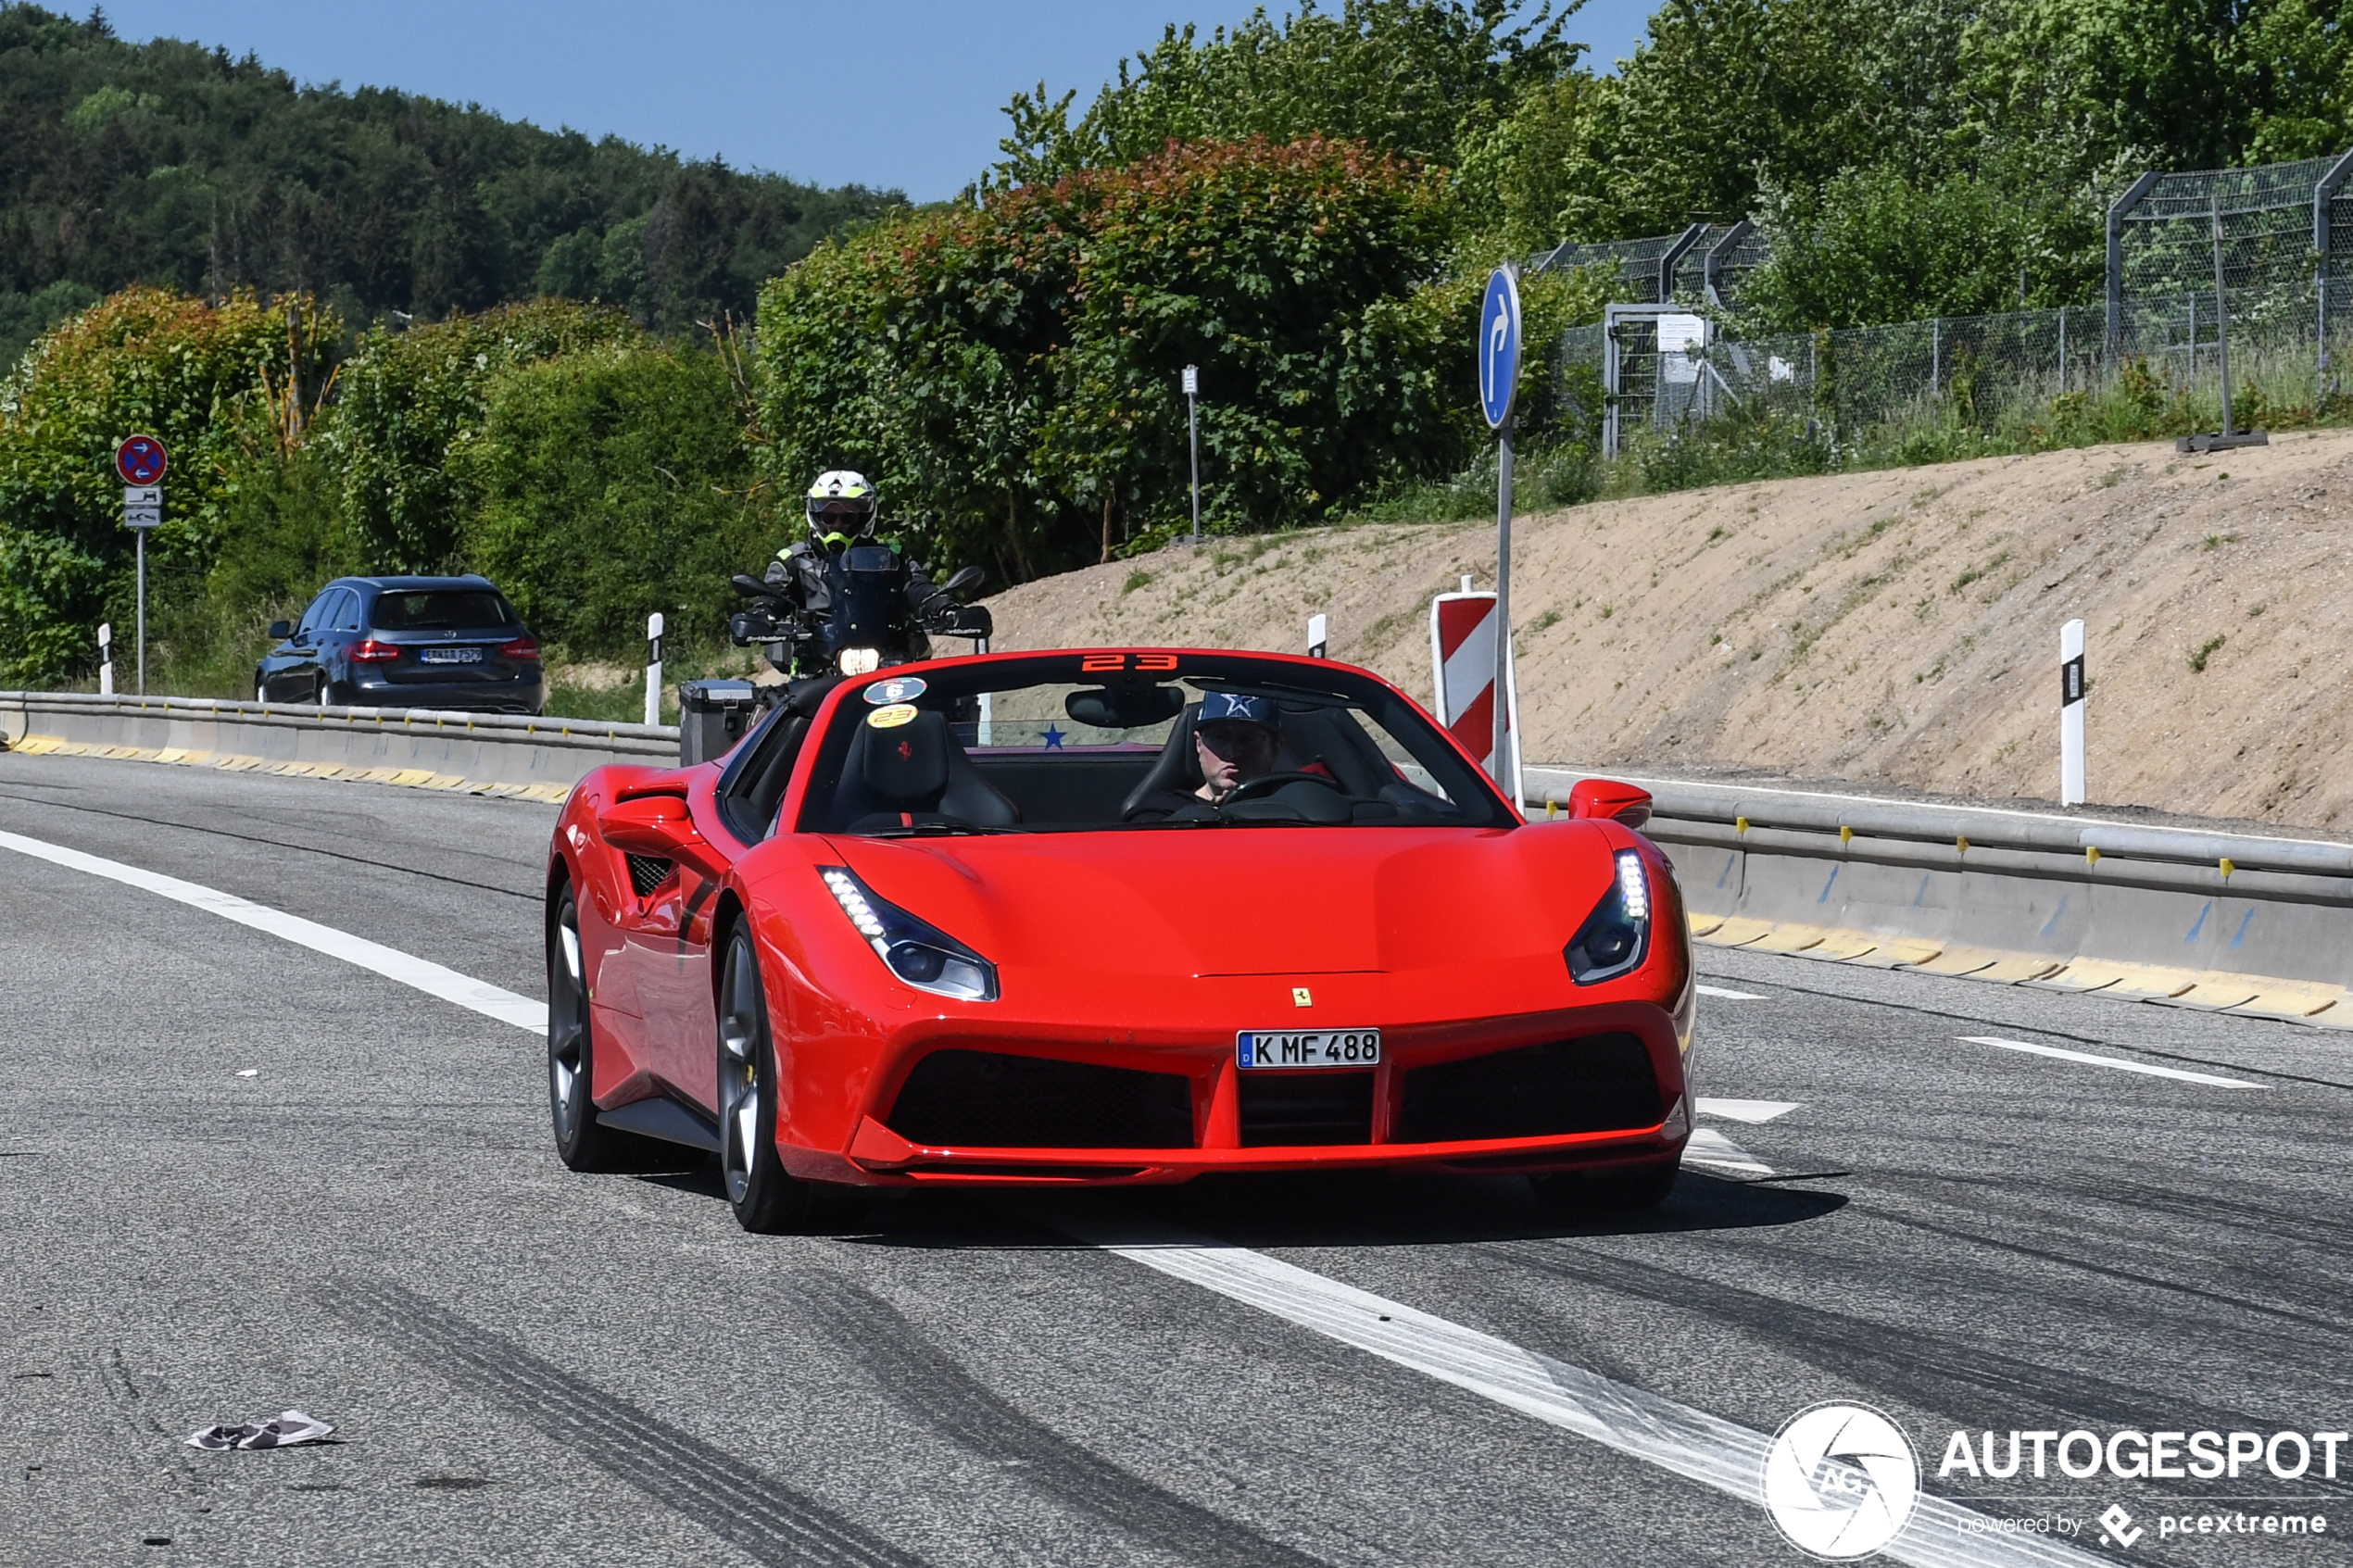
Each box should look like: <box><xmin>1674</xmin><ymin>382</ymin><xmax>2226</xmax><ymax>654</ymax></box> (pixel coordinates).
<box><xmin>825</xmin><ymin>1167</ymin><xmax>1847</xmax><ymax>1252</ymax></box>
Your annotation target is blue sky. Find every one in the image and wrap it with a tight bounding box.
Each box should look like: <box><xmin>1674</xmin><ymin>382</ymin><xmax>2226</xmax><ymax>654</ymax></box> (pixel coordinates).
<box><xmin>96</xmin><ymin>2</ymin><xmax>1656</xmax><ymax>201</ymax></box>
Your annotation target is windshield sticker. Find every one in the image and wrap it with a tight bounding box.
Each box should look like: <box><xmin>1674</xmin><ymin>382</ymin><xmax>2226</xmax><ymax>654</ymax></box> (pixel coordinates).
<box><xmin>866</xmin><ymin>703</ymin><xmax>920</xmax><ymax>730</ymax></box>
<box><xmin>864</xmin><ymin>676</ymin><xmax>926</xmax><ymax>705</ymax></box>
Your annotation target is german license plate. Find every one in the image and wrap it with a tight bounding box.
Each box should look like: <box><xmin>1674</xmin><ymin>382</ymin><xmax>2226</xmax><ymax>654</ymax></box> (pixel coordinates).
<box><xmin>420</xmin><ymin>646</ymin><xmax>483</xmax><ymax>664</ymax></box>
<box><xmin>1235</xmin><ymin>1028</ymin><xmax>1381</xmax><ymax>1069</ymax></box>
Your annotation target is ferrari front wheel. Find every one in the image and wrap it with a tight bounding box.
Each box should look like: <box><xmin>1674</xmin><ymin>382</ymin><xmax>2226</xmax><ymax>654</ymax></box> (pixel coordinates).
<box><xmin>549</xmin><ymin>884</ymin><xmax>628</xmax><ymax>1171</ymax></box>
<box><xmin>717</xmin><ymin>923</ymin><xmax>811</xmax><ymax>1234</ymax></box>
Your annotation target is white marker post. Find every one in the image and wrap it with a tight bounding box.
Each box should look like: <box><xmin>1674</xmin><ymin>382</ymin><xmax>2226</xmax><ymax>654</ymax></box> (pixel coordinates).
<box><xmin>2059</xmin><ymin>619</ymin><xmax>2086</xmax><ymax>807</ymax></box>
<box><xmin>1306</xmin><ymin>613</ymin><xmax>1327</xmax><ymax>659</ymax></box>
<box><xmin>96</xmin><ymin>623</ymin><xmax>112</xmax><ymax>696</ymax></box>
<box><xmin>1182</xmin><ymin>365</ymin><xmax>1202</xmax><ymax>545</ymax></box>
<box><xmin>644</xmin><ymin>611</ymin><xmax>665</xmax><ymax>728</ymax></box>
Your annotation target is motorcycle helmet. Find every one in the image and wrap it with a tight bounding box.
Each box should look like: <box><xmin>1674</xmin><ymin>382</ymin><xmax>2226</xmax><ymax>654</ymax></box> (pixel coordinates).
<box><xmin>806</xmin><ymin>470</ymin><xmax>878</xmax><ymax>542</ymax></box>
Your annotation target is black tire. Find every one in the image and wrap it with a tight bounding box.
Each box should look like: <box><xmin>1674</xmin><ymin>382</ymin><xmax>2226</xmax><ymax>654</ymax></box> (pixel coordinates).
<box><xmin>1531</xmin><ymin>1157</ymin><xmax>1680</xmax><ymax>1218</ymax></box>
<box><xmin>717</xmin><ymin>923</ymin><xmax>812</xmax><ymax>1234</ymax></box>
<box><xmin>547</xmin><ymin>884</ymin><xmax>631</xmax><ymax>1172</ymax></box>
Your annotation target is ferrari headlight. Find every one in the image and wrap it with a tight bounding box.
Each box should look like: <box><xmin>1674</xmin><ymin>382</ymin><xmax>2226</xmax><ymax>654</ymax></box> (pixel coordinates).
<box><xmin>1566</xmin><ymin>849</ymin><xmax>1651</xmax><ymax>985</ymax></box>
<box><xmin>838</xmin><ymin>646</ymin><xmax>882</xmax><ymax>676</ymax></box>
<box><xmin>819</xmin><ymin>866</ymin><xmax>999</xmax><ymax>1001</ymax></box>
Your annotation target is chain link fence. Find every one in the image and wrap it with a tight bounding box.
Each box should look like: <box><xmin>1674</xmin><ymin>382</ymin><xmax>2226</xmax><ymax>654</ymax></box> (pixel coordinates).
<box><xmin>1541</xmin><ymin>144</ymin><xmax>2353</xmax><ymax>454</ymax></box>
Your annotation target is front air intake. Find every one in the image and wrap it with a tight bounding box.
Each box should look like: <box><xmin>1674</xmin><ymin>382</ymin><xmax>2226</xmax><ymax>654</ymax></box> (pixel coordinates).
<box><xmin>885</xmin><ymin>1050</ymin><xmax>1193</xmax><ymax>1149</ymax></box>
<box><xmin>1396</xmin><ymin>1034</ymin><xmax>1663</xmax><ymax>1143</ymax></box>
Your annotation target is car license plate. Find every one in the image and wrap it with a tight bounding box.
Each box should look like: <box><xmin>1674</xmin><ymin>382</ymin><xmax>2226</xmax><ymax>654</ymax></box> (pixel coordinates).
<box><xmin>420</xmin><ymin>646</ymin><xmax>483</xmax><ymax>664</ymax></box>
<box><xmin>1235</xmin><ymin>1028</ymin><xmax>1381</xmax><ymax>1069</ymax></box>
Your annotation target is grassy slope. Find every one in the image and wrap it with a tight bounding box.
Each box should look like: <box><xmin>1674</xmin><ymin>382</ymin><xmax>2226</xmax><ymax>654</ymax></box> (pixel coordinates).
<box><xmin>981</xmin><ymin>431</ymin><xmax>2353</xmax><ymax>832</ymax></box>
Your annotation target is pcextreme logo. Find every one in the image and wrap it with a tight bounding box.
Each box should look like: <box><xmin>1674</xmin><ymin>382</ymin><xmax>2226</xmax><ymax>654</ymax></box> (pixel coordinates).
<box><xmin>1764</xmin><ymin>1402</ymin><xmax>1922</xmax><ymax>1560</ymax></box>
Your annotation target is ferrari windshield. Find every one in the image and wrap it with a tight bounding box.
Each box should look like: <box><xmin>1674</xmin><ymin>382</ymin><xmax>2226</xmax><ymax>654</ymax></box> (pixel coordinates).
<box><xmin>795</xmin><ymin>652</ymin><xmax>1514</xmax><ymax>835</ymax></box>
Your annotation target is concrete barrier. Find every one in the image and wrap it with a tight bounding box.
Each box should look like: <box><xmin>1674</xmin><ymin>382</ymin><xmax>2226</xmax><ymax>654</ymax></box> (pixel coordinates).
<box><xmin>0</xmin><ymin>692</ymin><xmax>678</xmax><ymax>801</ymax></box>
<box><xmin>6</xmin><ymin>697</ymin><xmax>2345</xmax><ymax>1025</ymax></box>
<box><xmin>1524</xmin><ymin>764</ymin><xmax>2353</xmax><ymax>1028</ymax></box>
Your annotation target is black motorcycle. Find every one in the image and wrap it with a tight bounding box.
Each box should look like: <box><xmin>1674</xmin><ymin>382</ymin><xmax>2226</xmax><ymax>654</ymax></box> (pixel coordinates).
<box><xmin>680</xmin><ymin>546</ymin><xmax>991</xmax><ymax>765</ymax></box>
<box><xmin>726</xmin><ymin>542</ymin><xmax>990</xmax><ymax>680</ymax></box>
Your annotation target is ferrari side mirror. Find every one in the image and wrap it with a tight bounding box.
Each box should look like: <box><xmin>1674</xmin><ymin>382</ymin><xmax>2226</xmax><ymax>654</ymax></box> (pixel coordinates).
<box><xmin>1568</xmin><ymin>777</ymin><xmax>1654</xmax><ymax>830</ymax></box>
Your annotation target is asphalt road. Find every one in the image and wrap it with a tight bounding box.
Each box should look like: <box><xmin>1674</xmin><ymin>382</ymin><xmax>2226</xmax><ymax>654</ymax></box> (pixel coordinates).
<box><xmin>3</xmin><ymin>753</ymin><xmax>2348</xmax><ymax>1567</ymax></box>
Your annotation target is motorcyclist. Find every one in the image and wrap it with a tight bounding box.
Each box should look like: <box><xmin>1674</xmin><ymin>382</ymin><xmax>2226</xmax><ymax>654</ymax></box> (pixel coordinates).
<box><xmin>762</xmin><ymin>470</ymin><xmax>983</xmax><ymax>639</ymax></box>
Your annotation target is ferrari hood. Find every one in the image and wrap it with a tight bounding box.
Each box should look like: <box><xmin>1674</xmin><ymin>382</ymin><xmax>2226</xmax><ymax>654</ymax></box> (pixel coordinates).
<box><xmin>827</xmin><ymin>825</ymin><xmax>1624</xmax><ymax>980</ymax></box>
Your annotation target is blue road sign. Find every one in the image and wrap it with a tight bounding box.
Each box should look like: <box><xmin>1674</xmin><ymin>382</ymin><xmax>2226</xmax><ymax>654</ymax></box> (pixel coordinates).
<box><xmin>1478</xmin><ymin>267</ymin><xmax>1521</xmax><ymax>430</ymax></box>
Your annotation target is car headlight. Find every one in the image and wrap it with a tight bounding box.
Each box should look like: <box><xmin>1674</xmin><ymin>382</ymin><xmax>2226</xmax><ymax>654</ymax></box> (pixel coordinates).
<box><xmin>820</xmin><ymin>866</ymin><xmax>999</xmax><ymax>1001</ymax></box>
<box><xmin>1565</xmin><ymin>849</ymin><xmax>1650</xmax><ymax>985</ymax></box>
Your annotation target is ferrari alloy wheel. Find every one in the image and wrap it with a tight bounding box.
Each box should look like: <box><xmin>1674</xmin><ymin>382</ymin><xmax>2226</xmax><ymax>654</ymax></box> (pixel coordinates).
<box><xmin>717</xmin><ymin>923</ymin><xmax>811</xmax><ymax>1233</ymax></box>
<box><xmin>548</xmin><ymin>885</ymin><xmax>620</xmax><ymax>1171</ymax></box>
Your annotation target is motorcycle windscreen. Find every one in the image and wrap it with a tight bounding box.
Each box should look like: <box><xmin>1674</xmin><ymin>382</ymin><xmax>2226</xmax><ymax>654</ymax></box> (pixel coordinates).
<box><xmin>827</xmin><ymin>546</ymin><xmax>907</xmax><ymax>651</ymax></box>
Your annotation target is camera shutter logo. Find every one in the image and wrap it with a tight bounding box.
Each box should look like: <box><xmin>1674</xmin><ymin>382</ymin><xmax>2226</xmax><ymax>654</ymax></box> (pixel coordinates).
<box><xmin>1763</xmin><ymin>1402</ymin><xmax>1920</xmax><ymax>1559</ymax></box>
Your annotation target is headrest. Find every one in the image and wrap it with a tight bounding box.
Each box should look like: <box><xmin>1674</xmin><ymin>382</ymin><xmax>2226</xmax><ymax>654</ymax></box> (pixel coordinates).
<box><xmin>858</xmin><ymin>709</ymin><xmax>950</xmax><ymax>802</ymax></box>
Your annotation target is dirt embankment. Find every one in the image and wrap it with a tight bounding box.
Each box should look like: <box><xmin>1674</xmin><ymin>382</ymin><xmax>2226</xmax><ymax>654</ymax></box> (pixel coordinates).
<box><xmin>980</xmin><ymin>432</ymin><xmax>2353</xmax><ymax>832</ymax></box>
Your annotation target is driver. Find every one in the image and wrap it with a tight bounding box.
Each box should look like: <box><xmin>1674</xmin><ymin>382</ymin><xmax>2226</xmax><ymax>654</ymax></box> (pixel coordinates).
<box><xmin>1192</xmin><ymin>693</ymin><xmax>1283</xmax><ymax>802</ymax></box>
<box><xmin>1126</xmin><ymin>693</ymin><xmax>1286</xmax><ymax>821</ymax></box>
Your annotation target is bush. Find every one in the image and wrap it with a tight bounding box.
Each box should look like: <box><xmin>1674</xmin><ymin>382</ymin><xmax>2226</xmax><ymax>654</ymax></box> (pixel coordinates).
<box><xmin>0</xmin><ymin>285</ymin><xmax>333</xmax><ymax>684</ymax></box>
<box><xmin>457</xmin><ymin>344</ymin><xmax>775</xmax><ymax>659</ymax></box>
<box><xmin>759</xmin><ymin>137</ymin><xmax>1471</xmax><ymax>579</ymax></box>
<box><xmin>326</xmin><ymin>299</ymin><xmax>637</xmax><ymax>573</ymax></box>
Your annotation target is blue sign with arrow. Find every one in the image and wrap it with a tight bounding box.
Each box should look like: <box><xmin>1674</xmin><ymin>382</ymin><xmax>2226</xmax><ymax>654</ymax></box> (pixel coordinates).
<box><xmin>1478</xmin><ymin>267</ymin><xmax>1521</xmax><ymax>430</ymax></box>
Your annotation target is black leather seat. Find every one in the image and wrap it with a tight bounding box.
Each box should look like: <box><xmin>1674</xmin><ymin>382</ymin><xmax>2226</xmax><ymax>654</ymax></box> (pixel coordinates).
<box><xmin>1118</xmin><ymin>702</ymin><xmax>1203</xmax><ymax>819</ymax></box>
<box><xmin>839</xmin><ymin>709</ymin><xmax>1020</xmax><ymax>829</ymax></box>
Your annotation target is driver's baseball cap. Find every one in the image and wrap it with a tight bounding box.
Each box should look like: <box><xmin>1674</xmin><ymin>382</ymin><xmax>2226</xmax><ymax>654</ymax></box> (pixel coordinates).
<box><xmin>1197</xmin><ymin>692</ymin><xmax>1280</xmax><ymax>734</ymax></box>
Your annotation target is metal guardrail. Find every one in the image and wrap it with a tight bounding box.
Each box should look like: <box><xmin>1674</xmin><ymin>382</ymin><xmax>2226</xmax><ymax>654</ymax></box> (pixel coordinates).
<box><xmin>1523</xmin><ymin>766</ymin><xmax>2353</xmax><ymax>1021</ymax></box>
<box><xmin>0</xmin><ymin>691</ymin><xmax>679</xmax><ymax>799</ymax></box>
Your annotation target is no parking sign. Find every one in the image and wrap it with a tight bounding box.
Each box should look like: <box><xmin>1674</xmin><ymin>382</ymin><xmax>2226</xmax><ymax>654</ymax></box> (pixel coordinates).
<box><xmin>115</xmin><ymin>434</ymin><xmax>169</xmax><ymax>486</ymax></box>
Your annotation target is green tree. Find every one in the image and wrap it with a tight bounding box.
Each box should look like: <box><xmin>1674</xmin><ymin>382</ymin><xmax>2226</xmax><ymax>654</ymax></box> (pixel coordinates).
<box><xmin>0</xmin><ymin>285</ymin><xmax>333</xmax><ymax>684</ymax></box>
<box><xmin>457</xmin><ymin>344</ymin><xmax>774</xmax><ymax>658</ymax></box>
<box><xmin>326</xmin><ymin>299</ymin><xmax>637</xmax><ymax>572</ymax></box>
<box><xmin>0</xmin><ymin>3</ymin><xmax>900</xmax><ymax>332</ymax></box>
<box><xmin>759</xmin><ymin>137</ymin><xmax>1472</xmax><ymax>578</ymax></box>
<box><xmin>988</xmin><ymin>0</ymin><xmax>1579</xmax><ymax>188</ymax></box>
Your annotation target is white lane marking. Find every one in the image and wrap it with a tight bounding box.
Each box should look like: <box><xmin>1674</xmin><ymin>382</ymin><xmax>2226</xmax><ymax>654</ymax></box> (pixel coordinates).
<box><xmin>1683</xmin><ymin>1126</ymin><xmax>1773</xmax><ymax>1175</ymax></box>
<box><xmin>1957</xmin><ymin>1035</ymin><xmax>2262</xmax><ymax>1089</ymax></box>
<box><xmin>1696</xmin><ymin>984</ymin><xmax>1765</xmax><ymax>999</ymax></box>
<box><xmin>1695</xmin><ymin>1098</ymin><xmax>1799</xmax><ymax>1124</ymax></box>
<box><xmin>1056</xmin><ymin>1216</ymin><xmax>2096</xmax><ymax>1568</ymax></box>
<box><xmin>0</xmin><ymin>828</ymin><xmax>546</xmax><ymax>1033</ymax></box>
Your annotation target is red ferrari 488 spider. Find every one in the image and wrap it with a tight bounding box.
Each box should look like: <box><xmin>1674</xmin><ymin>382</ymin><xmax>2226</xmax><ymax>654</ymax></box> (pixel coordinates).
<box><xmin>545</xmin><ymin>648</ymin><xmax>1695</xmax><ymax>1231</ymax></box>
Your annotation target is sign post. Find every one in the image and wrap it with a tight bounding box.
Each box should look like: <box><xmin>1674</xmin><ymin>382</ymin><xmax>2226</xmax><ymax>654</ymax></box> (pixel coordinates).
<box><xmin>1306</xmin><ymin>612</ymin><xmax>1327</xmax><ymax>659</ymax></box>
<box><xmin>1182</xmin><ymin>365</ymin><xmax>1202</xmax><ymax>545</ymax></box>
<box><xmin>97</xmin><ymin>623</ymin><xmax>112</xmax><ymax>696</ymax></box>
<box><xmin>1477</xmin><ymin>267</ymin><xmax>1522</xmax><ymax>793</ymax></box>
<box><xmin>645</xmin><ymin>611</ymin><xmax>665</xmax><ymax>727</ymax></box>
<box><xmin>2059</xmin><ymin>620</ymin><xmax>2086</xmax><ymax>807</ymax></box>
<box><xmin>116</xmin><ymin>435</ymin><xmax>168</xmax><ymax>696</ymax></box>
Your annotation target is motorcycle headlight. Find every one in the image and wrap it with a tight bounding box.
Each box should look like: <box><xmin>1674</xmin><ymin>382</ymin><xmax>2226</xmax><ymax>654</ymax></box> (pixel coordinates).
<box><xmin>1566</xmin><ymin>849</ymin><xmax>1651</xmax><ymax>985</ymax></box>
<box><xmin>820</xmin><ymin>866</ymin><xmax>999</xmax><ymax>1001</ymax></box>
<box><xmin>838</xmin><ymin>646</ymin><xmax>882</xmax><ymax>676</ymax></box>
